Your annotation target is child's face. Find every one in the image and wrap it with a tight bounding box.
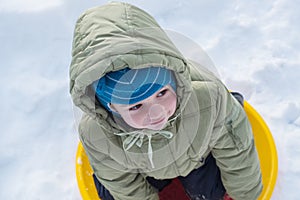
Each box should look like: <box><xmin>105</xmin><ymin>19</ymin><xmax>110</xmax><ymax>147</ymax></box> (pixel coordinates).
<box><xmin>110</xmin><ymin>85</ymin><xmax>177</xmax><ymax>130</ymax></box>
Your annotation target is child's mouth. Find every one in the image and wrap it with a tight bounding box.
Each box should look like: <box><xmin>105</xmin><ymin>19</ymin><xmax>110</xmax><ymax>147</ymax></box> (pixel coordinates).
<box><xmin>150</xmin><ymin>118</ymin><xmax>165</xmax><ymax>125</ymax></box>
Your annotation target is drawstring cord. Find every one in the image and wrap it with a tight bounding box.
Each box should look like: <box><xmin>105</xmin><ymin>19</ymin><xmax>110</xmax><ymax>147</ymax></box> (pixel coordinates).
<box><xmin>114</xmin><ymin>129</ymin><xmax>173</xmax><ymax>168</ymax></box>
<box><xmin>114</xmin><ymin>113</ymin><xmax>180</xmax><ymax>168</ymax></box>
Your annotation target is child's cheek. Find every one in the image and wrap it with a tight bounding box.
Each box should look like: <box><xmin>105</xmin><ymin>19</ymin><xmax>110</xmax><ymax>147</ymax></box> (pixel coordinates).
<box><xmin>163</xmin><ymin>94</ymin><xmax>177</xmax><ymax>114</ymax></box>
<box><xmin>125</xmin><ymin>111</ymin><xmax>146</xmax><ymax>128</ymax></box>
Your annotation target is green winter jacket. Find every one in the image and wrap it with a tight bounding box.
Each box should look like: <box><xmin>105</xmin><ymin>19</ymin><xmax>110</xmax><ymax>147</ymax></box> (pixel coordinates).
<box><xmin>69</xmin><ymin>2</ymin><xmax>262</xmax><ymax>200</ymax></box>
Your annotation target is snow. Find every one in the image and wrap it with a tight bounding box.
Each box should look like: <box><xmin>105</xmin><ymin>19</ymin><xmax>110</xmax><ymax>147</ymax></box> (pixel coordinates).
<box><xmin>1</xmin><ymin>0</ymin><xmax>299</xmax><ymax>199</ymax></box>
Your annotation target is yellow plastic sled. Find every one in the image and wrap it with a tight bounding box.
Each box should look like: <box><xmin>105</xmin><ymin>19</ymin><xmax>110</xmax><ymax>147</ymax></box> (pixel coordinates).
<box><xmin>76</xmin><ymin>101</ymin><xmax>278</xmax><ymax>200</ymax></box>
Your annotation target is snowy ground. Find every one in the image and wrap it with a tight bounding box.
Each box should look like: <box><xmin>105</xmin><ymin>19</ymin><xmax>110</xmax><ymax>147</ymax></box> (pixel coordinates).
<box><xmin>1</xmin><ymin>0</ymin><xmax>299</xmax><ymax>199</ymax></box>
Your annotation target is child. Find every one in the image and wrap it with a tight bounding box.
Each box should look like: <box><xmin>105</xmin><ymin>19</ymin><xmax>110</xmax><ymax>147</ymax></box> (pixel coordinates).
<box><xmin>69</xmin><ymin>2</ymin><xmax>262</xmax><ymax>200</ymax></box>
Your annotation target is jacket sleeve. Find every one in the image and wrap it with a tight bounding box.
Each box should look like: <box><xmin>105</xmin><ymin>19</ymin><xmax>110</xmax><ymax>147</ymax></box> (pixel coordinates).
<box><xmin>79</xmin><ymin>116</ymin><xmax>159</xmax><ymax>200</ymax></box>
<box><xmin>211</xmin><ymin>85</ymin><xmax>263</xmax><ymax>200</ymax></box>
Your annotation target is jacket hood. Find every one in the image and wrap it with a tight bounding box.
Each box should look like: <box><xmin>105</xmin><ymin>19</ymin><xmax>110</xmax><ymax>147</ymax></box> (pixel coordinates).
<box><xmin>69</xmin><ymin>2</ymin><xmax>193</xmax><ymax>131</ymax></box>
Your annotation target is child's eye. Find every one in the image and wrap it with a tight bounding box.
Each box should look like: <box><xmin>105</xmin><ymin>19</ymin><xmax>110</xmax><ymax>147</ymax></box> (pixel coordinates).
<box><xmin>129</xmin><ymin>104</ymin><xmax>142</xmax><ymax>111</ymax></box>
<box><xmin>157</xmin><ymin>89</ymin><xmax>168</xmax><ymax>97</ymax></box>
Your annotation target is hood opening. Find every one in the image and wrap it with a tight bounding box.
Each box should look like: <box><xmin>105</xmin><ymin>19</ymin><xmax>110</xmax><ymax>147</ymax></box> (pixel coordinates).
<box><xmin>70</xmin><ymin>2</ymin><xmax>219</xmax><ymax>134</ymax></box>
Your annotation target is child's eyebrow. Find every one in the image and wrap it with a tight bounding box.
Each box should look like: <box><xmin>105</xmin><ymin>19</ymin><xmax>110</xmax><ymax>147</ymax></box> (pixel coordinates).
<box><xmin>123</xmin><ymin>105</ymin><xmax>134</xmax><ymax>108</ymax></box>
<box><xmin>116</xmin><ymin>103</ymin><xmax>139</xmax><ymax>109</ymax></box>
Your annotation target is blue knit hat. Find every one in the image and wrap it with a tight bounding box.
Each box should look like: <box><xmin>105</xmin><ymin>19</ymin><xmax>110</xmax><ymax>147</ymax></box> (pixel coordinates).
<box><xmin>93</xmin><ymin>67</ymin><xmax>177</xmax><ymax>111</ymax></box>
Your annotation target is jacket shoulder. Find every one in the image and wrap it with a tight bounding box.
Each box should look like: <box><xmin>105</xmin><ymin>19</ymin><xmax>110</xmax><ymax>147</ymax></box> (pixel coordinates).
<box><xmin>191</xmin><ymin>80</ymin><xmax>219</xmax><ymax>111</ymax></box>
<box><xmin>78</xmin><ymin>114</ymin><xmax>124</xmax><ymax>160</ymax></box>
<box><xmin>78</xmin><ymin>114</ymin><xmax>108</xmax><ymax>142</ymax></box>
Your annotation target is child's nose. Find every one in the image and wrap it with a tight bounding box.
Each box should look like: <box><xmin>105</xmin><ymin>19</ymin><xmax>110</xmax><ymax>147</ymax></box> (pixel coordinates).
<box><xmin>148</xmin><ymin>104</ymin><xmax>165</xmax><ymax>120</ymax></box>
